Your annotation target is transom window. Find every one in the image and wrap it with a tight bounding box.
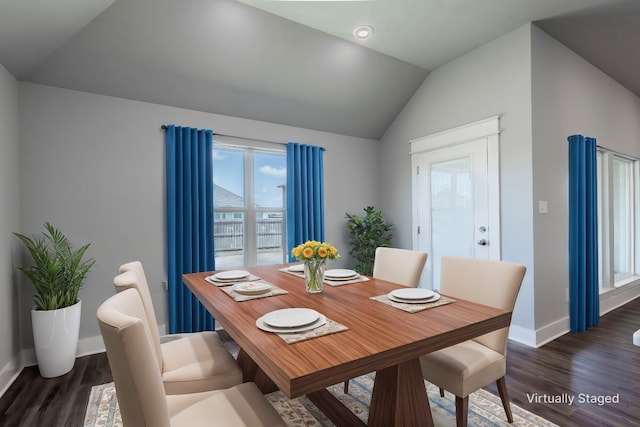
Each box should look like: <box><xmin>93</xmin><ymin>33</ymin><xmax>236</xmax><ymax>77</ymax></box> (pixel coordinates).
<box><xmin>213</xmin><ymin>139</ymin><xmax>286</xmax><ymax>268</ymax></box>
<box><xmin>597</xmin><ymin>149</ymin><xmax>640</xmax><ymax>291</ymax></box>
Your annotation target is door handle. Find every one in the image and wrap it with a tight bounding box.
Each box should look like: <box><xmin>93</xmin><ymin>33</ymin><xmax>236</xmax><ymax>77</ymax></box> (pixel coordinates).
<box><xmin>477</xmin><ymin>239</ymin><xmax>488</xmax><ymax>246</ymax></box>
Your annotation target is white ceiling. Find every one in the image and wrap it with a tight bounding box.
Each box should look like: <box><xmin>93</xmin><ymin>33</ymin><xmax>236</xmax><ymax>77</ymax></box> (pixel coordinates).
<box><xmin>1</xmin><ymin>0</ymin><xmax>638</xmax><ymax>139</ymax></box>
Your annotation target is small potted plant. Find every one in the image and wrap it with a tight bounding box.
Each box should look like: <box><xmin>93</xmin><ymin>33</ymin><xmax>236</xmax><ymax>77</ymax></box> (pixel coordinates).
<box><xmin>14</xmin><ymin>222</ymin><xmax>95</xmax><ymax>378</ymax></box>
<box><xmin>345</xmin><ymin>206</ymin><xmax>393</xmax><ymax>276</ymax></box>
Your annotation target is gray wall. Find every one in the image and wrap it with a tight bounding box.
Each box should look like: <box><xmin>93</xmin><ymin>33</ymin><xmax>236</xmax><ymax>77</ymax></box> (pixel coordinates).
<box><xmin>379</xmin><ymin>23</ymin><xmax>640</xmax><ymax>346</ymax></box>
<box><xmin>0</xmin><ymin>64</ymin><xmax>21</xmax><ymax>393</ymax></box>
<box><xmin>18</xmin><ymin>83</ymin><xmax>380</xmax><ymax>355</ymax></box>
<box><xmin>531</xmin><ymin>25</ymin><xmax>640</xmax><ymax>339</ymax></box>
<box><xmin>379</xmin><ymin>25</ymin><xmax>536</xmax><ymax>335</ymax></box>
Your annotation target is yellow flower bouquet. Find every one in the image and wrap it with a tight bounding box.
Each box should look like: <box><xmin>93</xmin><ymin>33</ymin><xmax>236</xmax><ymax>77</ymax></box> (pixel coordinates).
<box><xmin>291</xmin><ymin>241</ymin><xmax>339</xmax><ymax>292</ymax></box>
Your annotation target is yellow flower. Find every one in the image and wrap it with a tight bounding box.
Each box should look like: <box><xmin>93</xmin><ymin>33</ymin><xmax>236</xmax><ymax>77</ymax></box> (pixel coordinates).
<box><xmin>292</xmin><ymin>240</ymin><xmax>340</xmax><ymax>262</ymax></box>
<box><xmin>302</xmin><ymin>247</ymin><xmax>314</xmax><ymax>259</ymax></box>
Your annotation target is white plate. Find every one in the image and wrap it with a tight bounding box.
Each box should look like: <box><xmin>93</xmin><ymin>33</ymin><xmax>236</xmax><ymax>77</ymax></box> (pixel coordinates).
<box><xmin>262</xmin><ymin>308</ymin><xmax>319</xmax><ymax>328</ymax></box>
<box><xmin>213</xmin><ymin>270</ymin><xmax>250</xmax><ymax>281</ymax></box>
<box><xmin>388</xmin><ymin>292</ymin><xmax>441</xmax><ymax>304</ymax></box>
<box><xmin>288</xmin><ymin>264</ymin><xmax>304</xmax><ymax>272</ymax></box>
<box><xmin>389</xmin><ymin>288</ymin><xmax>435</xmax><ymax>300</ymax></box>
<box><xmin>256</xmin><ymin>314</ymin><xmax>327</xmax><ymax>334</ymax></box>
<box><xmin>324</xmin><ymin>269</ymin><xmax>358</xmax><ymax>279</ymax></box>
<box><xmin>232</xmin><ymin>281</ymin><xmax>272</xmax><ymax>295</ymax></box>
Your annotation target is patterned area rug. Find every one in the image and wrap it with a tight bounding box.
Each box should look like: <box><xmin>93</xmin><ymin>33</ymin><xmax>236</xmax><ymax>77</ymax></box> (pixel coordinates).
<box><xmin>84</xmin><ymin>374</ymin><xmax>558</xmax><ymax>427</ymax></box>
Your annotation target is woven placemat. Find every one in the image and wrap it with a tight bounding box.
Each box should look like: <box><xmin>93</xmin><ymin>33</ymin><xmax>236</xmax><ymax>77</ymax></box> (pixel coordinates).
<box><xmin>262</xmin><ymin>317</ymin><xmax>348</xmax><ymax>344</ymax></box>
<box><xmin>370</xmin><ymin>294</ymin><xmax>456</xmax><ymax>313</ymax></box>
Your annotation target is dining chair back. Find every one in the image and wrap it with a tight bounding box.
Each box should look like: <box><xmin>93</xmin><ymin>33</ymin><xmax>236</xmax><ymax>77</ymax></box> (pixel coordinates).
<box><xmin>439</xmin><ymin>256</ymin><xmax>524</xmax><ymax>354</ymax></box>
<box><xmin>115</xmin><ymin>262</ymin><xmax>163</xmax><ymax>365</ymax></box>
<box><xmin>117</xmin><ymin>261</ymin><xmax>162</xmax><ymax>350</ymax></box>
<box><xmin>114</xmin><ymin>263</ymin><xmax>243</xmax><ymax>394</ymax></box>
<box><xmin>97</xmin><ymin>288</ymin><xmax>286</xmax><ymax>427</ymax></box>
<box><xmin>419</xmin><ymin>256</ymin><xmax>526</xmax><ymax>427</ymax></box>
<box><xmin>98</xmin><ymin>288</ymin><xmax>172</xmax><ymax>427</ymax></box>
<box><xmin>372</xmin><ymin>247</ymin><xmax>428</xmax><ymax>287</ymax></box>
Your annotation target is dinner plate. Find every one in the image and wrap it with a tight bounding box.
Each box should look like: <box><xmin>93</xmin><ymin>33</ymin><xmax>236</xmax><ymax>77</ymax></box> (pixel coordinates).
<box><xmin>388</xmin><ymin>292</ymin><xmax>441</xmax><ymax>304</ymax></box>
<box><xmin>232</xmin><ymin>281</ymin><xmax>272</xmax><ymax>295</ymax></box>
<box><xmin>389</xmin><ymin>288</ymin><xmax>435</xmax><ymax>300</ymax></box>
<box><xmin>288</xmin><ymin>264</ymin><xmax>304</xmax><ymax>272</ymax></box>
<box><xmin>212</xmin><ymin>270</ymin><xmax>250</xmax><ymax>281</ymax></box>
<box><xmin>324</xmin><ymin>269</ymin><xmax>358</xmax><ymax>280</ymax></box>
<box><xmin>262</xmin><ymin>308</ymin><xmax>320</xmax><ymax>328</ymax></box>
<box><xmin>256</xmin><ymin>314</ymin><xmax>327</xmax><ymax>334</ymax></box>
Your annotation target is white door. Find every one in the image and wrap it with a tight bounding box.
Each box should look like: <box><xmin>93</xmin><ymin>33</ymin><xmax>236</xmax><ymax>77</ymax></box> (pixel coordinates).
<box><xmin>411</xmin><ymin>117</ymin><xmax>501</xmax><ymax>290</ymax></box>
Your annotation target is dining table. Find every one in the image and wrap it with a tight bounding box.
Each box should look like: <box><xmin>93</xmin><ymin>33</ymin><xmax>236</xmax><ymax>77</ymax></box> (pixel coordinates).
<box><xmin>183</xmin><ymin>263</ymin><xmax>512</xmax><ymax>427</ymax></box>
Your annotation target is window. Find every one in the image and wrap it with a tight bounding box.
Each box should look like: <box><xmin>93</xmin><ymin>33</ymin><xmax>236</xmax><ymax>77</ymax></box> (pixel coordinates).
<box><xmin>597</xmin><ymin>149</ymin><xmax>640</xmax><ymax>291</ymax></box>
<box><xmin>213</xmin><ymin>141</ymin><xmax>286</xmax><ymax>268</ymax></box>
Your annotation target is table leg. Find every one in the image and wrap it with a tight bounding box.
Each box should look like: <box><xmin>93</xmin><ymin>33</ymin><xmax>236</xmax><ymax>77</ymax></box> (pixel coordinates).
<box><xmin>368</xmin><ymin>358</ymin><xmax>434</xmax><ymax>427</ymax></box>
<box><xmin>307</xmin><ymin>389</ymin><xmax>366</xmax><ymax>427</ymax></box>
<box><xmin>236</xmin><ymin>348</ymin><xmax>279</xmax><ymax>393</ymax></box>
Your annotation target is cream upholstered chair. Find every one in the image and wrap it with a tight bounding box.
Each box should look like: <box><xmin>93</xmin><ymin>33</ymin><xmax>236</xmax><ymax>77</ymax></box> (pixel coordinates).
<box><xmin>343</xmin><ymin>247</ymin><xmax>428</xmax><ymax>393</ymax></box>
<box><xmin>97</xmin><ymin>288</ymin><xmax>285</xmax><ymax>427</ymax></box>
<box><xmin>114</xmin><ymin>262</ymin><xmax>242</xmax><ymax>394</ymax></box>
<box><xmin>419</xmin><ymin>256</ymin><xmax>526</xmax><ymax>427</ymax></box>
<box><xmin>372</xmin><ymin>247</ymin><xmax>428</xmax><ymax>287</ymax></box>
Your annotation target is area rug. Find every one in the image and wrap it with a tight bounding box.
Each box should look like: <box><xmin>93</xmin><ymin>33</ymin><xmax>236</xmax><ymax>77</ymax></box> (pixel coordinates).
<box><xmin>84</xmin><ymin>374</ymin><xmax>557</xmax><ymax>427</ymax></box>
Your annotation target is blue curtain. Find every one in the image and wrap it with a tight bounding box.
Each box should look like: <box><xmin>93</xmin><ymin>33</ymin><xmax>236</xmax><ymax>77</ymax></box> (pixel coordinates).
<box><xmin>286</xmin><ymin>143</ymin><xmax>325</xmax><ymax>261</ymax></box>
<box><xmin>166</xmin><ymin>125</ymin><xmax>215</xmax><ymax>333</ymax></box>
<box><xmin>568</xmin><ymin>134</ymin><xmax>599</xmax><ymax>333</ymax></box>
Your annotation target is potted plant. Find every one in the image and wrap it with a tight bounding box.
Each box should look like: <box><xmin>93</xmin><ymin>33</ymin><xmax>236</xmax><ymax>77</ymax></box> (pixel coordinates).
<box><xmin>14</xmin><ymin>222</ymin><xmax>95</xmax><ymax>378</ymax></box>
<box><xmin>345</xmin><ymin>206</ymin><xmax>393</xmax><ymax>276</ymax></box>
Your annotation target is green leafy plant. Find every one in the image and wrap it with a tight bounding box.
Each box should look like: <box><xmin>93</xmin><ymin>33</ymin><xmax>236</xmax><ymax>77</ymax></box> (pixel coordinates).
<box><xmin>14</xmin><ymin>222</ymin><xmax>95</xmax><ymax>311</ymax></box>
<box><xmin>345</xmin><ymin>206</ymin><xmax>393</xmax><ymax>276</ymax></box>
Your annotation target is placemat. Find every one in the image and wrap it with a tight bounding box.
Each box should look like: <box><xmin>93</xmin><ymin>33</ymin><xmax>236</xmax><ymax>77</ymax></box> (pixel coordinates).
<box><xmin>324</xmin><ymin>275</ymin><xmax>370</xmax><ymax>286</ymax></box>
<box><xmin>278</xmin><ymin>266</ymin><xmax>306</xmax><ymax>278</ymax></box>
<box><xmin>278</xmin><ymin>267</ymin><xmax>370</xmax><ymax>286</ymax></box>
<box><xmin>273</xmin><ymin>318</ymin><xmax>348</xmax><ymax>344</ymax></box>
<box><xmin>370</xmin><ymin>294</ymin><xmax>456</xmax><ymax>313</ymax></box>
<box><xmin>205</xmin><ymin>274</ymin><xmax>261</xmax><ymax>286</ymax></box>
<box><xmin>220</xmin><ymin>281</ymin><xmax>288</xmax><ymax>301</ymax></box>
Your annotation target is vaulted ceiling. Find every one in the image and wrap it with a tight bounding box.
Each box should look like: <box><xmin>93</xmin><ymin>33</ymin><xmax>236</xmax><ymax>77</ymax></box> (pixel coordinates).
<box><xmin>1</xmin><ymin>0</ymin><xmax>638</xmax><ymax>139</ymax></box>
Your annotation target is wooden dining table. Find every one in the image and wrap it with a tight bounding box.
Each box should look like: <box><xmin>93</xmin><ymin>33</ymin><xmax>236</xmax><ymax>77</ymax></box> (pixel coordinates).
<box><xmin>183</xmin><ymin>264</ymin><xmax>512</xmax><ymax>427</ymax></box>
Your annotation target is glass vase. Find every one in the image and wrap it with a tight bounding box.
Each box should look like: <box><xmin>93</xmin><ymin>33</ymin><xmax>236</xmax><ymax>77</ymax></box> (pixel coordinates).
<box><xmin>304</xmin><ymin>259</ymin><xmax>326</xmax><ymax>293</ymax></box>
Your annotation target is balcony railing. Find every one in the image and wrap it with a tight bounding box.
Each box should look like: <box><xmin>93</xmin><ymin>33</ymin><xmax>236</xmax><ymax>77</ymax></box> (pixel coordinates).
<box><xmin>214</xmin><ymin>218</ymin><xmax>283</xmax><ymax>251</ymax></box>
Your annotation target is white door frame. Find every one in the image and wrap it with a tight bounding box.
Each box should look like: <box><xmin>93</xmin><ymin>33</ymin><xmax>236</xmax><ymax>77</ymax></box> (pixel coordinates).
<box><xmin>410</xmin><ymin>116</ymin><xmax>502</xmax><ymax>262</ymax></box>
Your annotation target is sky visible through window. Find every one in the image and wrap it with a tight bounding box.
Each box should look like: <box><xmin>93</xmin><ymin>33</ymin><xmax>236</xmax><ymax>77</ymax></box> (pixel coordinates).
<box><xmin>213</xmin><ymin>148</ymin><xmax>286</xmax><ymax>208</ymax></box>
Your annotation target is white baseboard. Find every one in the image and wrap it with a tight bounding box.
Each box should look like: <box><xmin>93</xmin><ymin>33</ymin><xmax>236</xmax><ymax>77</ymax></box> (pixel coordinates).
<box><xmin>600</xmin><ymin>284</ymin><xmax>640</xmax><ymax>315</ymax></box>
<box><xmin>0</xmin><ymin>352</ymin><xmax>25</xmax><ymax>399</ymax></box>
<box><xmin>509</xmin><ymin>288</ymin><xmax>640</xmax><ymax>349</ymax></box>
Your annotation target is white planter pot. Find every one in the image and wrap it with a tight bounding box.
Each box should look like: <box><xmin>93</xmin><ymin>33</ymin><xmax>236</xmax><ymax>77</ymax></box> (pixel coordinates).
<box><xmin>31</xmin><ymin>299</ymin><xmax>81</xmax><ymax>378</ymax></box>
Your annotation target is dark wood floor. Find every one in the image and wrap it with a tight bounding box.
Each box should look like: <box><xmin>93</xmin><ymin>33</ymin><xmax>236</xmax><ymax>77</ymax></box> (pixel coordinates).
<box><xmin>1</xmin><ymin>297</ymin><xmax>639</xmax><ymax>426</ymax></box>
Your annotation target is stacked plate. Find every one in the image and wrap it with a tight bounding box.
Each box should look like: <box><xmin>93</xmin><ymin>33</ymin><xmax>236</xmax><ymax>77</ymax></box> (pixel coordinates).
<box><xmin>256</xmin><ymin>308</ymin><xmax>327</xmax><ymax>333</ymax></box>
<box><xmin>232</xmin><ymin>281</ymin><xmax>272</xmax><ymax>295</ymax></box>
<box><xmin>387</xmin><ymin>288</ymin><xmax>440</xmax><ymax>304</ymax></box>
<box><xmin>324</xmin><ymin>269</ymin><xmax>359</xmax><ymax>281</ymax></box>
<box><xmin>287</xmin><ymin>264</ymin><xmax>304</xmax><ymax>273</ymax></box>
<box><xmin>207</xmin><ymin>269</ymin><xmax>251</xmax><ymax>283</ymax></box>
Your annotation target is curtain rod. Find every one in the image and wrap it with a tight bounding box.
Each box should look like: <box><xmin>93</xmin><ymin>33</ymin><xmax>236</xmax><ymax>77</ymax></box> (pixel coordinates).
<box><xmin>160</xmin><ymin>125</ymin><xmax>325</xmax><ymax>151</ymax></box>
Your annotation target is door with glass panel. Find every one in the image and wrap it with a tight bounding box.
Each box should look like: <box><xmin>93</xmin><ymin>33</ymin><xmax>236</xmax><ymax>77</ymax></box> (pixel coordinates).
<box><xmin>415</xmin><ymin>139</ymin><xmax>494</xmax><ymax>289</ymax></box>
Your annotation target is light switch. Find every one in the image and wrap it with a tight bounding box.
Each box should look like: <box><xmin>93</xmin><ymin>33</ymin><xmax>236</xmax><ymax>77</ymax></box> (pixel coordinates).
<box><xmin>538</xmin><ymin>201</ymin><xmax>548</xmax><ymax>214</ymax></box>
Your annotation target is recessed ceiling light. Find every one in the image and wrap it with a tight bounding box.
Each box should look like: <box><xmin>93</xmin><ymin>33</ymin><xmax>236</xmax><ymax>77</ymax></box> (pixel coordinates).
<box><xmin>353</xmin><ymin>25</ymin><xmax>374</xmax><ymax>41</ymax></box>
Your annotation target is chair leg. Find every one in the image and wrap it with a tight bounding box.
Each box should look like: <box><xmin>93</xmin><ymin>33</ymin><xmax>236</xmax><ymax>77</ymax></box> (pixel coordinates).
<box><xmin>343</xmin><ymin>379</ymin><xmax>349</xmax><ymax>393</ymax></box>
<box><xmin>439</xmin><ymin>387</ymin><xmax>445</xmax><ymax>397</ymax></box>
<box><xmin>455</xmin><ymin>395</ymin><xmax>469</xmax><ymax>427</ymax></box>
<box><xmin>496</xmin><ymin>376</ymin><xmax>514</xmax><ymax>423</ymax></box>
